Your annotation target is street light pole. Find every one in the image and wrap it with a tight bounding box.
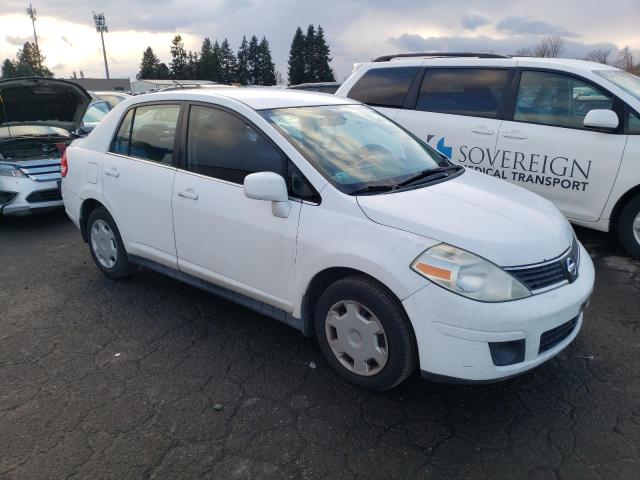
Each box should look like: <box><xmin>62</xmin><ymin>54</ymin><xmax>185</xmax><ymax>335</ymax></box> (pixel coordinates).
<box><xmin>93</xmin><ymin>12</ymin><xmax>109</xmax><ymax>79</ymax></box>
<box><xmin>26</xmin><ymin>4</ymin><xmax>42</xmax><ymax>69</ymax></box>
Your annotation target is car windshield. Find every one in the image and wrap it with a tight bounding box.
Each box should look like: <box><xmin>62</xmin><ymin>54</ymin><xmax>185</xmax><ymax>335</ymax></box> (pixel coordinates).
<box><xmin>261</xmin><ymin>104</ymin><xmax>449</xmax><ymax>194</ymax></box>
<box><xmin>83</xmin><ymin>102</ymin><xmax>109</xmax><ymax>124</ymax></box>
<box><xmin>0</xmin><ymin>125</ymin><xmax>70</xmax><ymax>140</ymax></box>
<box><xmin>594</xmin><ymin>70</ymin><xmax>640</xmax><ymax>101</ymax></box>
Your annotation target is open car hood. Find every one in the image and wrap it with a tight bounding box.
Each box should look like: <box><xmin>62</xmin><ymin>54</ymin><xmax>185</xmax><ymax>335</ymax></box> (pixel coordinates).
<box><xmin>0</xmin><ymin>77</ymin><xmax>92</xmax><ymax>134</ymax></box>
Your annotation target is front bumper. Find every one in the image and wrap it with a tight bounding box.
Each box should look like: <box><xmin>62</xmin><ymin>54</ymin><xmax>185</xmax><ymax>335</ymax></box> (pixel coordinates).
<box><xmin>403</xmin><ymin>243</ymin><xmax>595</xmax><ymax>382</ymax></box>
<box><xmin>0</xmin><ymin>176</ymin><xmax>63</xmax><ymax>216</ymax></box>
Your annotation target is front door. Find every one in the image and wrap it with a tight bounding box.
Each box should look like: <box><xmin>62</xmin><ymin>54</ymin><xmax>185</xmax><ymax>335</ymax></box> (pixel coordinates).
<box><xmin>496</xmin><ymin>69</ymin><xmax>627</xmax><ymax>221</ymax></box>
<box><xmin>172</xmin><ymin>104</ymin><xmax>300</xmax><ymax>312</ymax></box>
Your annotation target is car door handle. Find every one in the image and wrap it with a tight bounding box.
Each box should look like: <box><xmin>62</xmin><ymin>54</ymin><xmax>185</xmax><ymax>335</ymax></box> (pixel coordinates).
<box><xmin>104</xmin><ymin>167</ymin><xmax>119</xmax><ymax>177</ymax></box>
<box><xmin>471</xmin><ymin>126</ymin><xmax>495</xmax><ymax>135</ymax></box>
<box><xmin>501</xmin><ymin>130</ymin><xmax>527</xmax><ymax>140</ymax></box>
<box><xmin>177</xmin><ymin>188</ymin><xmax>198</xmax><ymax>200</ymax></box>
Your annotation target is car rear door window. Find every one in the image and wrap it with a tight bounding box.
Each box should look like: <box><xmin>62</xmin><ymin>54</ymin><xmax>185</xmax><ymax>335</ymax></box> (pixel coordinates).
<box><xmin>416</xmin><ymin>68</ymin><xmax>508</xmax><ymax>118</ymax></box>
<box><xmin>514</xmin><ymin>71</ymin><xmax>614</xmax><ymax>129</ymax></box>
<box><xmin>186</xmin><ymin>105</ymin><xmax>283</xmax><ymax>184</ymax></box>
<box><xmin>129</xmin><ymin>104</ymin><xmax>180</xmax><ymax>164</ymax></box>
<box><xmin>348</xmin><ymin>67</ymin><xmax>419</xmax><ymax>107</ymax></box>
<box><xmin>111</xmin><ymin>109</ymin><xmax>134</xmax><ymax>155</ymax></box>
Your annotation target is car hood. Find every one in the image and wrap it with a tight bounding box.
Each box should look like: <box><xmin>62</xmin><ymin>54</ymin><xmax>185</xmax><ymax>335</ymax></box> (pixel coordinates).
<box><xmin>0</xmin><ymin>78</ymin><xmax>91</xmax><ymax>135</ymax></box>
<box><xmin>356</xmin><ymin>169</ymin><xmax>574</xmax><ymax>266</ymax></box>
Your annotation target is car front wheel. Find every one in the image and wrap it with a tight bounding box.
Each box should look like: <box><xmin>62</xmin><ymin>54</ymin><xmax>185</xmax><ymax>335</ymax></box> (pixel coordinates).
<box><xmin>617</xmin><ymin>194</ymin><xmax>640</xmax><ymax>259</ymax></box>
<box><xmin>314</xmin><ymin>275</ymin><xmax>417</xmax><ymax>391</ymax></box>
<box><xmin>86</xmin><ymin>207</ymin><xmax>133</xmax><ymax>278</ymax></box>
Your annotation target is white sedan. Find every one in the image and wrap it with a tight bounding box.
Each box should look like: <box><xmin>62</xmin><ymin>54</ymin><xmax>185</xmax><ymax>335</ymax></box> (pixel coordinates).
<box><xmin>61</xmin><ymin>88</ymin><xmax>594</xmax><ymax>390</ymax></box>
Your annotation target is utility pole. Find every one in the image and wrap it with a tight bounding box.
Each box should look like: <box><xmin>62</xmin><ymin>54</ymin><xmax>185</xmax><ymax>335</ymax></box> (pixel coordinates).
<box><xmin>93</xmin><ymin>12</ymin><xmax>109</xmax><ymax>79</ymax></box>
<box><xmin>26</xmin><ymin>4</ymin><xmax>42</xmax><ymax>69</ymax></box>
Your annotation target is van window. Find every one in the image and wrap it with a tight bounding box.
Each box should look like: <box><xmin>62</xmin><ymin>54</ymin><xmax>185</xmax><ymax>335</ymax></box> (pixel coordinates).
<box><xmin>129</xmin><ymin>105</ymin><xmax>180</xmax><ymax>164</ymax></box>
<box><xmin>186</xmin><ymin>105</ymin><xmax>283</xmax><ymax>184</ymax></box>
<box><xmin>348</xmin><ymin>67</ymin><xmax>419</xmax><ymax>108</ymax></box>
<box><xmin>514</xmin><ymin>71</ymin><xmax>614</xmax><ymax>129</ymax></box>
<box><xmin>416</xmin><ymin>68</ymin><xmax>508</xmax><ymax>118</ymax></box>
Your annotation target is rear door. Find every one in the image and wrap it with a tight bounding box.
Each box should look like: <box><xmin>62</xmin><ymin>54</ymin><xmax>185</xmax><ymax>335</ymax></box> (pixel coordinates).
<box><xmin>102</xmin><ymin>103</ymin><xmax>182</xmax><ymax>268</ymax></box>
<box><xmin>496</xmin><ymin>69</ymin><xmax>627</xmax><ymax>221</ymax></box>
<box><xmin>394</xmin><ymin>61</ymin><xmax>515</xmax><ymax>175</ymax></box>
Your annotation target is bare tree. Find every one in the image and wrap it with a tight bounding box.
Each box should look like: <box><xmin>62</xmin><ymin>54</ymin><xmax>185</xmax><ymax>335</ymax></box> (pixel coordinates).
<box><xmin>617</xmin><ymin>46</ymin><xmax>634</xmax><ymax>71</ymax></box>
<box><xmin>515</xmin><ymin>47</ymin><xmax>532</xmax><ymax>56</ymax></box>
<box><xmin>533</xmin><ymin>36</ymin><xmax>564</xmax><ymax>58</ymax></box>
<box><xmin>584</xmin><ymin>48</ymin><xmax>611</xmax><ymax>65</ymax></box>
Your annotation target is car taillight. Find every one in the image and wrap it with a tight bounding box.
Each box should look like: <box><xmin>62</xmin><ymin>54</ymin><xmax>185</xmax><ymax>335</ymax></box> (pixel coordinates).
<box><xmin>61</xmin><ymin>150</ymin><xmax>68</xmax><ymax>177</ymax></box>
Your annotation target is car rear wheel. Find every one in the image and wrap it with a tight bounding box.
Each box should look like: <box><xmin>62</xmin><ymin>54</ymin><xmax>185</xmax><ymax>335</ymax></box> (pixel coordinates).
<box><xmin>617</xmin><ymin>194</ymin><xmax>640</xmax><ymax>259</ymax></box>
<box><xmin>87</xmin><ymin>207</ymin><xmax>132</xmax><ymax>278</ymax></box>
<box><xmin>314</xmin><ymin>275</ymin><xmax>417</xmax><ymax>391</ymax></box>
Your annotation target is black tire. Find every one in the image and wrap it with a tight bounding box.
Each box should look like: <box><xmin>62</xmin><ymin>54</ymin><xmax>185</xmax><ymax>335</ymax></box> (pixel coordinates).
<box><xmin>314</xmin><ymin>275</ymin><xmax>417</xmax><ymax>391</ymax></box>
<box><xmin>617</xmin><ymin>194</ymin><xmax>640</xmax><ymax>259</ymax></box>
<box><xmin>86</xmin><ymin>207</ymin><xmax>133</xmax><ymax>278</ymax></box>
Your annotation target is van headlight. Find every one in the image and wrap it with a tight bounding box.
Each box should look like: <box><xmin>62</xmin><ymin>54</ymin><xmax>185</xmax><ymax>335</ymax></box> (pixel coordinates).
<box><xmin>411</xmin><ymin>243</ymin><xmax>531</xmax><ymax>302</ymax></box>
<box><xmin>0</xmin><ymin>164</ymin><xmax>26</xmax><ymax>177</ymax></box>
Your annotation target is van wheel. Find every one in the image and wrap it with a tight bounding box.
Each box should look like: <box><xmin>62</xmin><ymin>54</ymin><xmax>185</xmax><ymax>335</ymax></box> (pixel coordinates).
<box><xmin>314</xmin><ymin>276</ymin><xmax>417</xmax><ymax>391</ymax></box>
<box><xmin>86</xmin><ymin>207</ymin><xmax>132</xmax><ymax>278</ymax></box>
<box><xmin>617</xmin><ymin>195</ymin><xmax>640</xmax><ymax>259</ymax></box>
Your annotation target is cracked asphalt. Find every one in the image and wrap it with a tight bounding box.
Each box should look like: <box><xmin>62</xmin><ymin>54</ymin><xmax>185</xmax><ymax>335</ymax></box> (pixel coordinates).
<box><xmin>1</xmin><ymin>210</ymin><xmax>639</xmax><ymax>480</ymax></box>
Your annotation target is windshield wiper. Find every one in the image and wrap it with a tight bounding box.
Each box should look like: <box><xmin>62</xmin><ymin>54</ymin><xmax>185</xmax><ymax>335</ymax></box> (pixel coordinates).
<box><xmin>349</xmin><ymin>184</ymin><xmax>396</xmax><ymax>196</ymax></box>
<box><xmin>397</xmin><ymin>164</ymin><xmax>463</xmax><ymax>188</ymax></box>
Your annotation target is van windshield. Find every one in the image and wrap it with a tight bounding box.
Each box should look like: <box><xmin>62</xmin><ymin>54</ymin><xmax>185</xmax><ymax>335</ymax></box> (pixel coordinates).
<box><xmin>261</xmin><ymin>104</ymin><xmax>452</xmax><ymax>194</ymax></box>
<box><xmin>594</xmin><ymin>70</ymin><xmax>640</xmax><ymax>102</ymax></box>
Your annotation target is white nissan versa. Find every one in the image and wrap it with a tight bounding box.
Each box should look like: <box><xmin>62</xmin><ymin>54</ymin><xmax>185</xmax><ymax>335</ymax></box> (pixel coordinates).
<box><xmin>62</xmin><ymin>88</ymin><xmax>594</xmax><ymax>390</ymax></box>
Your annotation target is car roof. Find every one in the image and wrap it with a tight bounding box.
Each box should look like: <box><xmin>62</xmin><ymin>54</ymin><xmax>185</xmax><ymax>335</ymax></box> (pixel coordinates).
<box><xmin>134</xmin><ymin>86</ymin><xmax>358</xmax><ymax>110</ymax></box>
<box><xmin>360</xmin><ymin>55</ymin><xmax>621</xmax><ymax>73</ymax></box>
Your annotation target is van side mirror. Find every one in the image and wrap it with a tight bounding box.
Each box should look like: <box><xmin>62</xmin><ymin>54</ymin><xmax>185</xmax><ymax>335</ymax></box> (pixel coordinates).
<box><xmin>243</xmin><ymin>172</ymin><xmax>291</xmax><ymax>218</ymax></box>
<box><xmin>583</xmin><ymin>109</ymin><xmax>619</xmax><ymax>130</ymax></box>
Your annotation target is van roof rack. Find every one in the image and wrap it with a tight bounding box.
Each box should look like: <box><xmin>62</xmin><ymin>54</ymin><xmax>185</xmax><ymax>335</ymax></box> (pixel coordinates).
<box><xmin>373</xmin><ymin>52</ymin><xmax>511</xmax><ymax>62</ymax></box>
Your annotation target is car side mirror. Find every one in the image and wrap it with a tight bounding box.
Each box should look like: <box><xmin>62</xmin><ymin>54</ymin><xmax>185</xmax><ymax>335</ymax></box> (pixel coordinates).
<box><xmin>73</xmin><ymin>123</ymin><xmax>95</xmax><ymax>137</ymax></box>
<box><xmin>243</xmin><ymin>172</ymin><xmax>291</xmax><ymax>218</ymax></box>
<box><xmin>583</xmin><ymin>109</ymin><xmax>619</xmax><ymax>130</ymax></box>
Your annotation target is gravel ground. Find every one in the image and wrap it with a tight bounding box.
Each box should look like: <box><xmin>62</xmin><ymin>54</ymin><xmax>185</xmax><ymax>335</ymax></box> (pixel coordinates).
<box><xmin>1</xmin><ymin>210</ymin><xmax>639</xmax><ymax>479</ymax></box>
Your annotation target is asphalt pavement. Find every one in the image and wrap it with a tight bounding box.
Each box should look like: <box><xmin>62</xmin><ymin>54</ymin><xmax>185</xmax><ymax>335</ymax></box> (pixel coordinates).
<box><xmin>1</xmin><ymin>210</ymin><xmax>639</xmax><ymax>479</ymax></box>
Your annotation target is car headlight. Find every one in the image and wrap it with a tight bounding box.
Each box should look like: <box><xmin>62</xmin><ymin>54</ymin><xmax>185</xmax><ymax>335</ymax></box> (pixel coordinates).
<box><xmin>0</xmin><ymin>164</ymin><xmax>26</xmax><ymax>177</ymax></box>
<box><xmin>411</xmin><ymin>243</ymin><xmax>531</xmax><ymax>302</ymax></box>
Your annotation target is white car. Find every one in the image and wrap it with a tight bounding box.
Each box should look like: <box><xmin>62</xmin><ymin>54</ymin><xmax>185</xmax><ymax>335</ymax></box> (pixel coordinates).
<box><xmin>62</xmin><ymin>88</ymin><xmax>594</xmax><ymax>390</ymax></box>
<box><xmin>336</xmin><ymin>54</ymin><xmax>640</xmax><ymax>258</ymax></box>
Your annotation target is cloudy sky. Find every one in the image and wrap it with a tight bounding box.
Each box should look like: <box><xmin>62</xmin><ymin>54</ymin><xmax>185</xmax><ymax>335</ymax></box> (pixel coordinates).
<box><xmin>1</xmin><ymin>0</ymin><xmax>639</xmax><ymax>82</ymax></box>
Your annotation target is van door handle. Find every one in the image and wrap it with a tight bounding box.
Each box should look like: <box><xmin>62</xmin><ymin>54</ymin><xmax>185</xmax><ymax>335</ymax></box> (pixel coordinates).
<box><xmin>177</xmin><ymin>188</ymin><xmax>198</xmax><ymax>200</ymax></box>
<box><xmin>471</xmin><ymin>126</ymin><xmax>495</xmax><ymax>135</ymax></box>
<box><xmin>104</xmin><ymin>167</ymin><xmax>119</xmax><ymax>177</ymax></box>
<box><xmin>501</xmin><ymin>130</ymin><xmax>527</xmax><ymax>140</ymax></box>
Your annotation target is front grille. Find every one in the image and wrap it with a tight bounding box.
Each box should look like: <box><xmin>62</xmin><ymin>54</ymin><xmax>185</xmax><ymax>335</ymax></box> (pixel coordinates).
<box><xmin>538</xmin><ymin>316</ymin><xmax>578</xmax><ymax>354</ymax></box>
<box><xmin>17</xmin><ymin>158</ymin><xmax>62</xmax><ymax>181</ymax></box>
<box><xmin>26</xmin><ymin>188</ymin><xmax>62</xmax><ymax>203</ymax></box>
<box><xmin>505</xmin><ymin>239</ymin><xmax>580</xmax><ymax>292</ymax></box>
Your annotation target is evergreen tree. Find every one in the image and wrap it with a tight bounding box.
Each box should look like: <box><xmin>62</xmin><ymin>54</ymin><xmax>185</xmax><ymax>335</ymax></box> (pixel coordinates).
<box><xmin>186</xmin><ymin>51</ymin><xmax>199</xmax><ymax>80</ymax></box>
<box><xmin>156</xmin><ymin>63</ymin><xmax>170</xmax><ymax>79</ymax></box>
<box><xmin>304</xmin><ymin>24</ymin><xmax>317</xmax><ymax>82</ymax></box>
<box><xmin>247</xmin><ymin>35</ymin><xmax>260</xmax><ymax>85</ymax></box>
<box><xmin>287</xmin><ymin>27</ymin><xmax>306</xmax><ymax>85</ymax></box>
<box><xmin>257</xmin><ymin>37</ymin><xmax>276</xmax><ymax>86</ymax></box>
<box><xmin>15</xmin><ymin>42</ymin><xmax>52</xmax><ymax>77</ymax></box>
<box><xmin>212</xmin><ymin>40</ymin><xmax>222</xmax><ymax>82</ymax></box>
<box><xmin>219</xmin><ymin>39</ymin><xmax>237</xmax><ymax>84</ymax></box>
<box><xmin>137</xmin><ymin>47</ymin><xmax>160</xmax><ymax>79</ymax></box>
<box><xmin>1</xmin><ymin>59</ymin><xmax>18</xmax><ymax>79</ymax></box>
<box><xmin>236</xmin><ymin>36</ymin><xmax>250</xmax><ymax>85</ymax></box>
<box><xmin>197</xmin><ymin>37</ymin><xmax>220</xmax><ymax>81</ymax></box>
<box><xmin>170</xmin><ymin>35</ymin><xmax>188</xmax><ymax>79</ymax></box>
<box><xmin>314</xmin><ymin>25</ymin><xmax>335</xmax><ymax>82</ymax></box>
